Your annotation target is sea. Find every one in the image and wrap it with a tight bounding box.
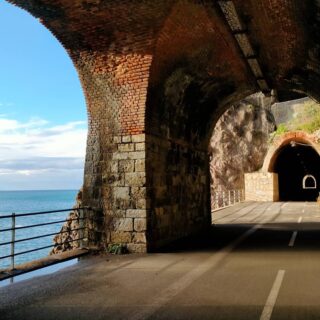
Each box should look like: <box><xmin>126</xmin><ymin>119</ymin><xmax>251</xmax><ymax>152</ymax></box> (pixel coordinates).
<box><xmin>0</xmin><ymin>190</ymin><xmax>78</xmax><ymax>270</ymax></box>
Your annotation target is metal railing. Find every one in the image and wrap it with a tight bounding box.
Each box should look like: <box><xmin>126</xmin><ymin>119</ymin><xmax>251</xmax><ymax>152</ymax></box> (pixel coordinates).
<box><xmin>211</xmin><ymin>189</ymin><xmax>245</xmax><ymax>211</ymax></box>
<box><xmin>0</xmin><ymin>207</ymin><xmax>94</xmax><ymax>274</ymax></box>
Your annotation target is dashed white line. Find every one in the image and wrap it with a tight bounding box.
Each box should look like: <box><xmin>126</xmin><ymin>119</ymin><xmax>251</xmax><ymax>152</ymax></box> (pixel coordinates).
<box><xmin>260</xmin><ymin>270</ymin><xmax>286</xmax><ymax>320</ymax></box>
<box><xmin>289</xmin><ymin>231</ymin><xmax>298</xmax><ymax>247</ymax></box>
<box><xmin>298</xmin><ymin>216</ymin><xmax>302</xmax><ymax>223</ymax></box>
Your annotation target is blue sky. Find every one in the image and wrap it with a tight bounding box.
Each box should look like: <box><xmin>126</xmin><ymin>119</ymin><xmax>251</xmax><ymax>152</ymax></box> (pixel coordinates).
<box><xmin>0</xmin><ymin>2</ymin><xmax>87</xmax><ymax>190</ymax></box>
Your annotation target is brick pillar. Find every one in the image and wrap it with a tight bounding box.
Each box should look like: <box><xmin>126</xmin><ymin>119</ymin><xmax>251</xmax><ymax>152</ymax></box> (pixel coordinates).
<box><xmin>76</xmin><ymin>52</ymin><xmax>152</xmax><ymax>253</ymax></box>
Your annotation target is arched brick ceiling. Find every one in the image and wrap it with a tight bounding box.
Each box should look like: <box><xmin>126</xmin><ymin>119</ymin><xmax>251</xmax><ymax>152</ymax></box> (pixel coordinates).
<box><xmin>231</xmin><ymin>0</ymin><xmax>318</xmax><ymax>100</ymax></box>
<box><xmin>6</xmin><ymin>0</ymin><xmax>175</xmax><ymax>54</ymax></box>
<box><xmin>6</xmin><ymin>0</ymin><xmax>320</xmax><ymax>101</ymax></box>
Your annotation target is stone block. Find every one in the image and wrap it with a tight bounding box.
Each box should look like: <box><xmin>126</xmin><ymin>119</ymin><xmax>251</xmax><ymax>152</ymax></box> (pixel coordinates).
<box><xmin>118</xmin><ymin>143</ymin><xmax>135</xmax><ymax>152</ymax></box>
<box><xmin>113</xmin><ymin>187</ymin><xmax>130</xmax><ymax>200</ymax></box>
<box><xmin>127</xmin><ymin>151</ymin><xmax>145</xmax><ymax>160</ymax></box>
<box><xmin>135</xmin><ymin>142</ymin><xmax>145</xmax><ymax>151</ymax></box>
<box><xmin>113</xmin><ymin>218</ymin><xmax>133</xmax><ymax>232</ymax></box>
<box><xmin>131</xmin><ymin>187</ymin><xmax>146</xmax><ymax>199</ymax></box>
<box><xmin>135</xmin><ymin>159</ymin><xmax>145</xmax><ymax>172</ymax></box>
<box><xmin>122</xmin><ymin>136</ymin><xmax>132</xmax><ymax>143</ymax></box>
<box><xmin>110</xmin><ymin>161</ymin><xmax>118</xmax><ymax>173</ymax></box>
<box><xmin>111</xmin><ymin>231</ymin><xmax>132</xmax><ymax>243</ymax></box>
<box><xmin>126</xmin><ymin>243</ymin><xmax>147</xmax><ymax>253</ymax></box>
<box><xmin>119</xmin><ymin>160</ymin><xmax>135</xmax><ymax>172</ymax></box>
<box><xmin>102</xmin><ymin>173</ymin><xmax>124</xmax><ymax>186</ymax></box>
<box><xmin>112</xmin><ymin>152</ymin><xmax>129</xmax><ymax>160</ymax></box>
<box><xmin>105</xmin><ymin>210</ymin><xmax>126</xmax><ymax>218</ymax></box>
<box><xmin>125</xmin><ymin>172</ymin><xmax>146</xmax><ymax>186</ymax></box>
<box><xmin>134</xmin><ymin>218</ymin><xmax>147</xmax><ymax>232</ymax></box>
<box><xmin>114</xmin><ymin>199</ymin><xmax>133</xmax><ymax>210</ymax></box>
<box><xmin>113</xmin><ymin>136</ymin><xmax>121</xmax><ymax>143</ymax></box>
<box><xmin>132</xmin><ymin>134</ymin><xmax>145</xmax><ymax>143</ymax></box>
<box><xmin>135</xmin><ymin>199</ymin><xmax>147</xmax><ymax>209</ymax></box>
<box><xmin>126</xmin><ymin>209</ymin><xmax>147</xmax><ymax>218</ymax></box>
<box><xmin>132</xmin><ymin>232</ymin><xmax>147</xmax><ymax>244</ymax></box>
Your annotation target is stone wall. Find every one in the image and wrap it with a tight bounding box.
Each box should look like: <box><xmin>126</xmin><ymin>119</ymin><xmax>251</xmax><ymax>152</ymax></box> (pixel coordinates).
<box><xmin>103</xmin><ymin>133</ymin><xmax>147</xmax><ymax>253</ymax></box>
<box><xmin>146</xmin><ymin>135</ymin><xmax>210</xmax><ymax>250</ymax></box>
<box><xmin>245</xmin><ymin>172</ymin><xmax>279</xmax><ymax>201</ymax></box>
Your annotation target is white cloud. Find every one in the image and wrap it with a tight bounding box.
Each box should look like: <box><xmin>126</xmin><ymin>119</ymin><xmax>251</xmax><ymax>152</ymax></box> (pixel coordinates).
<box><xmin>0</xmin><ymin>117</ymin><xmax>87</xmax><ymax>159</ymax></box>
<box><xmin>0</xmin><ymin>116</ymin><xmax>87</xmax><ymax>189</ymax></box>
<box><xmin>0</xmin><ymin>117</ymin><xmax>48</xmax><ymax>133</ymax></box>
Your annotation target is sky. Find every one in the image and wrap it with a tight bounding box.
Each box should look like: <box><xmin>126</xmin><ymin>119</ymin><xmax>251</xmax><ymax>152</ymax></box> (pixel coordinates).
<box><xmin>0</xmin><ymin>1</ymin><xmax>87</xmax><ymax>190</ymax></box>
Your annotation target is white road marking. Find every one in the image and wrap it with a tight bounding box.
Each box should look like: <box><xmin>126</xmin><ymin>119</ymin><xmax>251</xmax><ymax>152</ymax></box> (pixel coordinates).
<box><xmin>298</xmin><ymin>216</ymin><xmax>302</xmax><ymax>223</ymax></box>
<box><xmin>260</xmin><ymin>270</ymin><xmax>286</xmax><ymax>320</ymax></box>
<box><xmin>131</xmin><ymin>225</ymin><xmax>261</xmax><ymax>320</ymax></box>
<box><xmin>289</xmin><ymin>231</ymin><xmax>298</xmax><ymax>247</ymax></box>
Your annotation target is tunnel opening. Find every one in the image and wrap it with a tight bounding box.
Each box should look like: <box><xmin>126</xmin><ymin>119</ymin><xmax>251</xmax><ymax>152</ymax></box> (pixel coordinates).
<box><xmin>274</xmin><ymin>142</ymin><xmax>320</xmax><ymax>201</ymax></box>
<box><xmin>0</xmin><ymin>1</ymin><xmax>88</xmax><ymax>271</ymax></box>
<box><xmin>209</xmin><ymin>92</ymin><xmax>276</xmax><ymax>212</ymax></box>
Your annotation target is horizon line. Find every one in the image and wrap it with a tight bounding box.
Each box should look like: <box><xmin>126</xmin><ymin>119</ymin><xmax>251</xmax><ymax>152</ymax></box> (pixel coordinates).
<box><xmin>0</xmin><ymin>189</ymin><xmax>79</xmax><ymax>192</ymax></box>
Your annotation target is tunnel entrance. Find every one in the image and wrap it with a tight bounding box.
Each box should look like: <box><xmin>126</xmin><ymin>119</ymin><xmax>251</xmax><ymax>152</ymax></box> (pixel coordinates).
<box><xmin>274</xmin><ymin>142</ymin><xmax>320</xmax><ymax>201</ymax></box>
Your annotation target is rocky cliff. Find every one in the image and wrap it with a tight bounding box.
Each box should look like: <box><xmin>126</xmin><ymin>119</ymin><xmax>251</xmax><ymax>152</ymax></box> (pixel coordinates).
<box><xmin>209</xmin><ymin>93</ymin><xmax>276</xmax><ymax>192</ymax></box>
<box><xmin>50</xmin><ymin>189</ymin><xmax>83</xmax><ymax>255</ymax></box>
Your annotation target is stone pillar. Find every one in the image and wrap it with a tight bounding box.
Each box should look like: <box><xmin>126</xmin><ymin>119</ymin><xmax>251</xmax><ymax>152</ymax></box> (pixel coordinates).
<box><xmin>146</xmin><ymin>135</ymin><xmax>211</xmax><ymax>250</ymax></box>
<box><xmin>105</xmin><ymin>133</ymin><xmax>147</xmax><ymax>253</ymax></box>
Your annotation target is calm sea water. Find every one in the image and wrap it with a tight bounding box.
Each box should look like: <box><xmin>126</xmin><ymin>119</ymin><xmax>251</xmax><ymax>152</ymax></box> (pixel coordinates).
<box><xmin>0</xmin><ymin>190</ymin><xmax>77</xmax><ymax>269</ymax></box>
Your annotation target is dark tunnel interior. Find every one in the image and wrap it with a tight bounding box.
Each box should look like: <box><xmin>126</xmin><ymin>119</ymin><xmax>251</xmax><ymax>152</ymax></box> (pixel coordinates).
<box><xmin>274</xmin><ymin>142</ymin><xmax>320</xmax><ymax>201</ymax></box>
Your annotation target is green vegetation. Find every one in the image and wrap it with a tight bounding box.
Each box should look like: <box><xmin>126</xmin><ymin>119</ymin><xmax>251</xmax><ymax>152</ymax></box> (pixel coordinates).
<box><xmin>275</xmin><ymin>123</ymin><xmax>288</xmax><ymax>135</ymax></box>
<box><xmin>271</xmin><ymin>100</ymin><xmax>320</xmax><ymax>140</ymax></box>
<box><xmin>295</xmin><ymin>101</ymin><xmax>320</xmax><ymax>133</ymax></box>
<box><xmin>107</xmin><ymin>243</ymin><xmax>128</xmax><ymax>254</ymax></box>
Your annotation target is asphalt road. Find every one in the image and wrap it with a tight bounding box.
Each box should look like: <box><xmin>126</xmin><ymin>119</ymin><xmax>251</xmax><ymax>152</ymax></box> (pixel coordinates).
<box><xmin>2</xmin><ymin>201</ymin><xmax>320</xmax><ymax>320</ymax></box>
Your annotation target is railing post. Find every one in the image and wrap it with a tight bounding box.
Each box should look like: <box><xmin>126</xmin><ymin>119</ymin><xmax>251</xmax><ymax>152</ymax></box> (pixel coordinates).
<box><xmin>79</xmin><ymin>208</ymin><xmax>84</xmax><ymax>249</ymax></box>
<box><xmin>11</xmin><ymin>213</ymin><xmax>16</xmax><ymax>271</ymax></box>
<box><xmin>215</xmin><ymin>192</ymin><xmax>217</xmax><ymax>210</ymax></box>
<box><xmin>222</xmin><ymin>191</ymin><xmax>225</xmax><ymax>207</ymax></box>
<box><xmin>233</xmin><ymin>190</ymin><xmax>236</xmax><ymax>204</ymax></box>
<box><xmin>228</xmin><ymin>191</ymin><xmax>231</xmax><ymax>206</ymax></box>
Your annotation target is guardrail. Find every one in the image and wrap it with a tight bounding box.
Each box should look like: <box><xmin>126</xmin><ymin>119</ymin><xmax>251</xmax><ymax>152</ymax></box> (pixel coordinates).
<box><xmin>211</xmin><ymin>189</ymin><xmax>245</xmax><ymax>211</ymax></box>
<box><xmin>0</xmin><ymin>207</ymin><xmax>95</xmax><ymax>278</ymax></box>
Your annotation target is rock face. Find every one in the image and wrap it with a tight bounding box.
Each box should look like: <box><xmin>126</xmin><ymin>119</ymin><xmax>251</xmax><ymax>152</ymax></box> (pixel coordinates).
<box><xmin>209</xmin><ymin>93</ymin><xmax>276</xmax><ymax>193</ymax></box>
<box><xmin>50</xmin><ymin>189</ymin><xmax>83</xmax><ymax>255</ymax></box>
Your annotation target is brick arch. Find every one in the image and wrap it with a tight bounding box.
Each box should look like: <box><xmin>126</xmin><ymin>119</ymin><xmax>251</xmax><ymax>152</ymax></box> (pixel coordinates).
<box><xmin>263</xmin><ymin>131</ymin><xmax>320</xmax><ymax>173</ymax></box>
<box><xmin>144</xmin><ymin>1</ymin><xmax>257</xmax><ymax>249</ymax></box>
<box><xmin>5</xmin><ymin>0</ymin><xmax>320</xmax><ymax>251</ymax></box>
<box><xmin>146</xmin><ymin>1</ymin><xmax>256</xmax><ymax>143</ymax></box>
<box><xmin>4</xmin><ymin>0</ymin><xmax>181</xmax><ymax>252</ymax></box>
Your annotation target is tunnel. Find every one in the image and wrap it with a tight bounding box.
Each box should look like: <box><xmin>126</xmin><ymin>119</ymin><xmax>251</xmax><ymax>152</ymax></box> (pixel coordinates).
<box><xmin>274</xmin><ymin>142</ymin><xmax>320</xmax><ymax>201</ymax></box>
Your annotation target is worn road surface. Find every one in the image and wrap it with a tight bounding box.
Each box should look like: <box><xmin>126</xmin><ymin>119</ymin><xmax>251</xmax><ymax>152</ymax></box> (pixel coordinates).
<box><xmin>2</xmin><ymin>201</ymin><xmax>320</xmax><ymax>320</ymax></box>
